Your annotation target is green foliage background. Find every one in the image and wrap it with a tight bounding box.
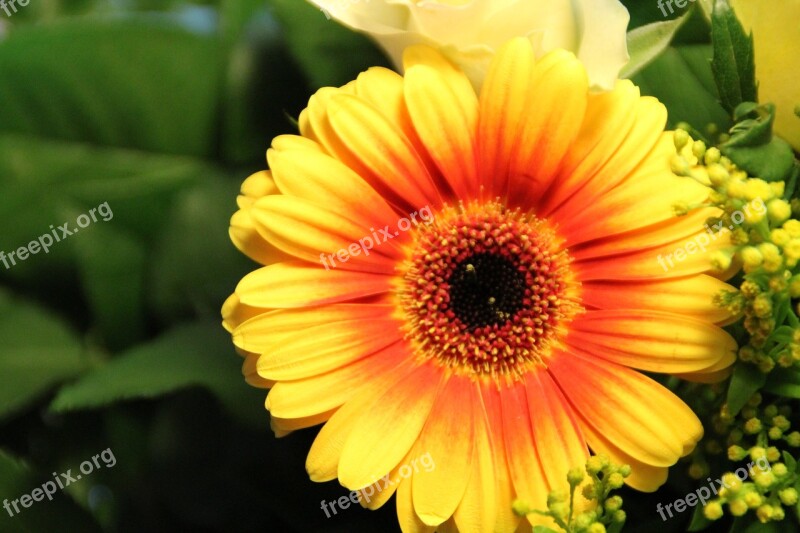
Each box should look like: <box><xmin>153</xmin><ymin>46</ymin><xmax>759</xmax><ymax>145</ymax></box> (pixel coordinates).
<box><xmin>0</xmin><ymin>1</ymin><xmax>791</xmax><ymax>532</ymax></box>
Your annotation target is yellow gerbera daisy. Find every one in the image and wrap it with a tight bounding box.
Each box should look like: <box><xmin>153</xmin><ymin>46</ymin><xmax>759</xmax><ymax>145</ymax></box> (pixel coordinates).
<box><xmin>223</xmin><ymin>38</ymin><xmax>737</xmax><ymax>532</ymax></box>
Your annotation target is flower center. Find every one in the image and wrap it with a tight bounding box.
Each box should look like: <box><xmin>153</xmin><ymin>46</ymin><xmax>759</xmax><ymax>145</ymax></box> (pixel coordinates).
<box><xmin>448</xmin><ymin>253</ymin><xmax>526</xmax><ymax>330</ymax></box>
<box><xmin>398</xmin><ymin>202</ymin><xmax>582</xmax><ymax>381</ymax></box>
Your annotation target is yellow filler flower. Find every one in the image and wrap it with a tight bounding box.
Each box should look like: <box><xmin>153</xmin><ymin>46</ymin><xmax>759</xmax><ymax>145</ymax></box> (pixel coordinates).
<box><xmin>223</xmin><ymin>38</ymin><xmax>737</xmax><ymax>532</ymax></box>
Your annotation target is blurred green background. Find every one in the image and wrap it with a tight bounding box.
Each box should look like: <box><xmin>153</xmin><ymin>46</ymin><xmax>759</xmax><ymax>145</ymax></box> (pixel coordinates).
<box><xmin>0</xmin><ymin>1</ymin><xmax>762</xmax><ymax>532</ymax></box>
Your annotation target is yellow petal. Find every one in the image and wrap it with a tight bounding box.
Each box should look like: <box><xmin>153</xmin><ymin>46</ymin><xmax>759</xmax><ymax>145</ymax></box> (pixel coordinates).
<box><xmin>412</xmin><ymin>377</ymin><xmax>475</xmax><ymax>526</ymax></box>
<box><xmin>498</xmin><ymin>383</ymin><xmax>550</xmax><ymax>526</ymax></box>
<box><xmin>480</xmin><ymin>384</ymin><xmax>524</xmax><ymax>533</ymax></box>
<box><xmin>581</xmin><ymin>274</ymin><xmax>736</xmax><ymax>325</ymax></box>
<box><xmin>452</xmin><ymin>394</ymin><xmax>496</xmax><ymax>533</ymax></box>
<box><xmin>542</xmin><ymin>91</ymin><xmax>667</xmax><ymax>218</ymax></box>
<box><xmin>327</xmin><ymin>93</ymin><xmax>444</xmax><ymax>211</ymax></box>
<box><xmin>235</xmin><ymin>261</ymin><xmax>391</xmax><ymax>309</ymax></box>
<box><xmin>396</xmin><ymin>477</ymin><xmax>436</xmax><ymax>533</ymax></box>
<box><xmin>251</xmin><ymin>195</ymin><xmax>402</xmax><ymax>273</ymax></box>
<box><xmin>257</xmin><ymin>316</ymin><xmax>402</xmax><ymax>380</ymax></box>
<box><xmin>404</xmin><ymin>62</ymin><xmax>479</xmax><ymax>199</ymax></box>
<box><xmin>508</xmin><ymin>50</ymin><xmax>588</xmax><ymax>206</ymax></box>
<box><xmin>549</xmin><ymin>352</ymin><xmax>702</xmax><ymax>467</ymax></box>
<box><xmin>477</xmin><ymin>38</ymin><xmax>536</xmax><ymax>199</ymax></box>
<box><xmin>581</xmin><ymin>419</ymin><xmax>669</xmax><ymax>492</ymax></box>
<box><xmin>271</xmin><ymin>409</ymin><xmax>335</xmax><ymax>438</ymax></box>
<box><xmin>526</xmin><ymin>371</ymin><xmax>589</xmax><ymax>493</ymax></box>
<box><xmin>233</xmin><ymin>302</ymin><xmax>394</xmax><ymax>353</ymax></box>
<box><xmin>305</xmin><ymin>361</ymin><xmax>410</xmax><ymax>482</ymax></box>
<box><xmin>221</xmin><ymin>292</ymin><xmax>262</xmax><ymax>334</ymax></box>
<box><xmin>567</xmin><ymin>309</ymin><xmax>736</xmax><ymax>374</ymax></box>
<box><xmin>268</xmin><ymin>141</ymin><xmax>401</xmax><ymax>229</ymax></box>
<box><xmin>267</xmin><ymin>342</ymin><xmax>406</xmax><ymax>421</ymax></box>
<box><xmin>338</xmin><ymin>363</ymin><xmax>442</xmax><ymax>489</ymax></box>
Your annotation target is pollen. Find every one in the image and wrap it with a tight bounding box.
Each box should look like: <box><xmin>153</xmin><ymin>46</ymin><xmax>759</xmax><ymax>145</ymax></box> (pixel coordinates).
<box><xmin>397</xmin><ymin>201</ymin><xmax>582</xmax><ymax>382</ymax></box>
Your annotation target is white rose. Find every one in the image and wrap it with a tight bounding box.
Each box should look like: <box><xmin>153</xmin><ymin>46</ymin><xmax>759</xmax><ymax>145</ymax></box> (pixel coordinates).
<box><xmin>730</xmin><ymin>0</ymin><xmax>800</xmax><ymax>151</ymax></box>
<box><xmin>309</xmin><ymin>0</ymin><xmax>630</xmax><ymax>91</ymax></box>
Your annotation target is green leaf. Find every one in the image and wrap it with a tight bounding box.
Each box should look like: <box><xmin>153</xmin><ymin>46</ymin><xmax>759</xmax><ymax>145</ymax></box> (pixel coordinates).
<box><xmin>266</xmin><ymin>0</ymin><xmax>389</xmax><ymax>88</ymax></box>
<box><xmin>0</xmin><ymin>450</ymin><xmax>34</xmax><ymax>504</ymax></box>
<box><xmin>621</xmin><ymin>10</ymin><xmax>692</xmax><ymax>79</ymax></box>
<box><xmin>0</xmin><ymin>134</ymin><xmax>209</xmax><ymax>284</ymax></box>
<box><xmin>710</xmin><ymin>0</ymin><xmax>757</xmax><ymax>114</ymax></box>
<box><xmin>607</xmin><ymin>519</ymin><xmax>625</xmax><ymax>533</ymax></box>
<box><xmin>0</xmin><ymin>290</ymin><xmax>89</xmax><ymax>421</ymax></box>
<box><xmin>0</xmin><ymin>15</ymin><xmax>222</xmax><ymax>157</ymax></box>
<box><xmin>731</xmin><ymin>515</ymin><xmax>796</xmax><ymax>533</ymax></box>
<box><xmin>726</xmin><ymin>362</ymin><xmax>766</xmax><ymax>416</ymax></box>
<box><xmin>688</xmin><ymin>501</ymin><xmax>712</xmax><ymax>531</ymax></box>
<box><xmin>762</xmin><ymin>367</ymin><xmax>800</xmax><ymax>399</ymax></box>
<box><xmin>631</xmin><ymin>45</ymin><xmax>731</xmax><ymax>132</ymax></box>
<box><xmin>73</xmin><ymin>223</ymin><xmax>147</xmax><ymax>351</ymax></box>
<box><xmin>782</xmin><ymin>451</ymin><xmax>797</xmax><ymax>474</ymax></box>
<box><xmin>721</xmin><ymin>103</ymin><xmax>796</xmax><ymax>182</ymax></box>
<box><xmin>49</xmin><ymin>321</ymin><xmax>264</xmax><ymax>426</ymax></box>
<box><xmin>0</xmin><ymin>450</ymin><xmax>102</xmax><ymax>532</ymax></box>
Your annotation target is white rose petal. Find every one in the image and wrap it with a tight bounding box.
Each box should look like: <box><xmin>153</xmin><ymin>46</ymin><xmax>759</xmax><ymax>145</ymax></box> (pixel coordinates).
<box><xmin>309</xmin><ymin>0</ymin><xmax>630</xmax><ymax>91</ymax></box>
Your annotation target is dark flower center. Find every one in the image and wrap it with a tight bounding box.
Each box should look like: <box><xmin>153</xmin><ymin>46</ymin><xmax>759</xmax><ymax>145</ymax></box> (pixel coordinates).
<box><xmin>448</xmin><ymin>253</ymin><xmax>526</xmax><ymax>330</ymax></box>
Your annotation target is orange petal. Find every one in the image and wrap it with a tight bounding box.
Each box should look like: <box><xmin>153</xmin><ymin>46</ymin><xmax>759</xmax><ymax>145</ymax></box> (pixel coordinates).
<box><xmin>574</xmin><ymin>226</ymin><xmax>733</xmax><ymax>281</ymax></box>
<box><xmin>497</xmin><ymin>382</ymin><xmax>550</xmax><ymax>527</ymax></box>
<box><xmin>477</xmin><ymin>38</ymin><xmax>536</xmax><ymax>200</ymax></box>
<box><xmin>557</xmin><ymin>151</ymin><xmax>709</xmax><ymax>243</ymax></box>
<box><xmin>404</xmin><ymin>46</ymin><xmax>479</xmax><ymax>198</ymax></box>
<box><xmin>549</xmin><ymin>352</ymin><xmax>703</xmax><ymax>467</ymax></box>
<box><xmin>540</xmin><ymin>83</ymin><xmax>665</xmax><ymax>217</ymax></box>
<box><xmin>581</xmin><ymin>275</ymin><xmax>735</xmax><ymax>325</ymax></box>
<box><xmin>569</xmin><ymin>208</ymin><xmax>721</xmax><ymax>259</ymax></box>
<box><xmin>327</xmin><ymin>93</ymin><xmax>443</xmax><ymax>212</ymax></box>
<box><xmin>509</xmin><ymin>50</ymin><xmax>588</xmax><ymax>208</ymax></box>
<box><xmin>526</xmin><ymin>371</ymin><xmax>589</xmax><ymax>493</ymax></box>
<box><xmin>566</xmin><ymin>309</ymin><xmax>736</xmax><ymax>374</ymax></box>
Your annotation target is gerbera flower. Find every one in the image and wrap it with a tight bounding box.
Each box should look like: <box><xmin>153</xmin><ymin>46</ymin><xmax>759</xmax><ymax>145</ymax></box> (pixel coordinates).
<box><xmin>223</xmin><ymin>38</ymin><xmax>737</xmax><ymax>532</ymax></box>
